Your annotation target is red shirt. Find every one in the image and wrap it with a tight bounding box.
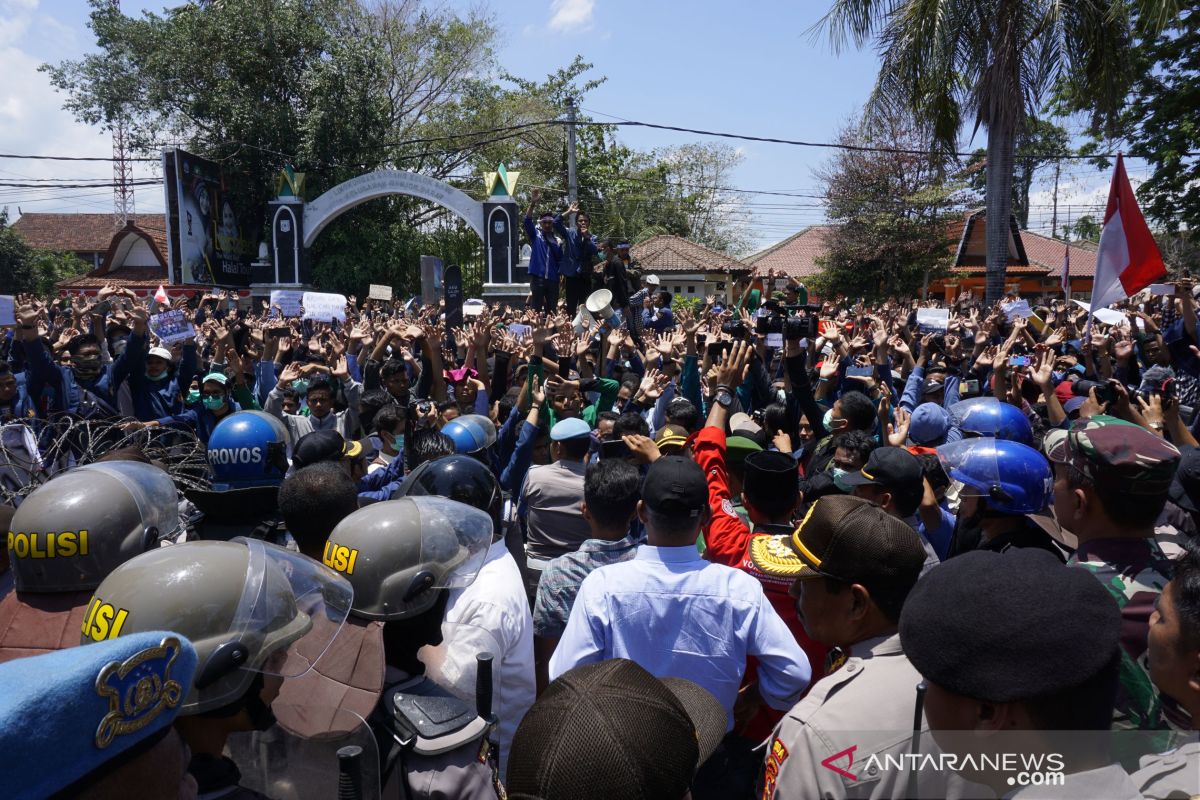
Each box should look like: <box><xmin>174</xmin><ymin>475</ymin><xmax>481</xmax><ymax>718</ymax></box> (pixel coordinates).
<box><xmin>694</xmin><ymin>426</ymin><xmax>828</xmax><ymax>740</ymax></box>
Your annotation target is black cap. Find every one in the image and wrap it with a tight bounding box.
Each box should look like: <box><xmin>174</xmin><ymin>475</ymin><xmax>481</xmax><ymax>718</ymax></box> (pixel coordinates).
<box><xmin>291</xmin><ymin>430</ymin><xmax>363</xmax><ymax>469</ymax></box>
<box><xmin>743</xmin><ymin>451</ymin><xmax>798</xmax><ymax>501</ymax></box>
<box><xmin>899</xmin><ymin>548</ymin><xmax>1120</xmax><ymax>703</ymax></box>
<box><xmin>642</xmin><ymin>455</ymin><xmax>708</xmax><ymax>517</ymax></box>
<box><xmin>838</xmin><ymin>446</ymin><xmax>925</xmax><ymax>514</ymax></box>
<box><xmin>506</xmin><ymin>659</ymin><xmax>726</xmax><ymax>800</ymax></box>
<box><xmin>749</xmin><ymin>494</ymin><xmax>926</xmax><ymax>593</ymax></box>
<box><xmin>1169</xmin><ymin>445</ymin><xmax>1200</xmax><ymax>515</ymax></box>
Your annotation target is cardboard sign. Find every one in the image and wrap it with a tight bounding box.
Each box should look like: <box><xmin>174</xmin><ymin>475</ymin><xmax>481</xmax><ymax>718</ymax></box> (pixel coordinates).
<box><xmin>0</xmin><ymin>296</ymin><xmax>14</xmax><ymax>327</ymax></box>
<box><xmin>916</xmin><ymin>308</ymin><xmax>949</xmax><ymax>333</ymax></box>
<box><xmin>149</xmin><ymin>309</ymin><xmax>195</xmax><ymax>344</ymax></box>
<box><xmin>302</xmin><ymin>291</ymin><xmax>348</xmax><ymax>322</ymax></box>
<box><xmin>1001</xmin><ymin>300</ymin><xmax>1033</xmax><ymax>321</ymax></box>
<box><xmin>1149</xmin><ymin>284</ymin><xmax>1175</xmax><ymax>296</ymax></box>
<box><xmin>270</xmin><ymin>290</ymin><xmax>304</xmax><ymax>317</ymax></box>
<box><xmin>368</xmin><ymin>284</ymin><xmax>393</xmax><ymax>301</ymax></box>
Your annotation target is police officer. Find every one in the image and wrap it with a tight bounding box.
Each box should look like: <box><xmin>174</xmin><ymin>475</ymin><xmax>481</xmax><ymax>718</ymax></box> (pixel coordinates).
<box><xmin>396</xmin><ymin>455</ymin><xmax>535</xmax><ymax>782</ymax></box>
<box><xmin>0</xmin><ymin>630</ymin><xmax>199</xmax><ymax>798</ymax></box>
<box><xmin>900</xmin><ymin>548</ymin><xmax>1140</xmax><ymax>798</ymax></box>
<box><xmin>749</xmin><ymin>495</ymin><xmax>956</xmax><ymax>799</ymax></box>
<box><xmin>937</xmin><ymin>437</ymin><xmax>1068</xmax><ymax>561</ymax></box>
<box><xmin>80</xmin><ymin>538</ymin><xmax>353</xmax><ymax>800</ymax></box>
<box><xmin>0</xmin><ymin>461</ymin><xmax>181</xmax><ymax>662</ymax></box>
<box><xmin>185</xmin><ymin>409</ymin><xmax>292</xmax><ymax>542</ymax></box>
<box><xmin>272</xmin><ymin>494</ymin><xmax>499</xmax><ymax>799</ymax></box>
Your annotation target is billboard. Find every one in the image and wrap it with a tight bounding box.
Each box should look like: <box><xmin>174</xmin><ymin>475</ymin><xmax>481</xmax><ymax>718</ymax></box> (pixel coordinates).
<box><xmin>163</xmin><ymin>149</ymin><xmax>256</xmax><ymax>286</ymax></box>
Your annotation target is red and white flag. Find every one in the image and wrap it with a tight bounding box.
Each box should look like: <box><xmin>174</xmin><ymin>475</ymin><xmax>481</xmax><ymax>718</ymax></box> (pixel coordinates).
<box><xmin>1090</xmin><ymin>154</ymin><xmax>1165</xmax><ymax>309</ymax></box>
<box><xmin>153</xmin><ymin>284</ymin><xmax>169</xmax><ymax>305</ymax></box>
<box><xmin>1061</xmin><ymin>244</ymin><xmax>1070</xmax><ymax>297</ymax></box>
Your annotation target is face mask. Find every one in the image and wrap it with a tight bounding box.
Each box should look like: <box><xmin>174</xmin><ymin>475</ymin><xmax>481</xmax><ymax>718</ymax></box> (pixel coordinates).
<box><xmin>145</xmin><ymin>370</ymin><xmax>168</xmax><ymax>382</ymax></box>
<box><xmin>203</xmin><ymin>395</ymin><xmax>226</xmax><ymax>411</ymax></box>
<box><xmin>72</xmin><ymin>358</ymin><xmax>102</xmax><ymax>381</ymax></box>
<box><xmin>110</xmin><ymin>338</ymin><xmax>128</xmax><ymax>356</ymax></box>
<box><xmin>831</xmin><ymin>467</ymin><xmax>854</xmax><ymax>493</ymax></box>
<box><xmin>1051</xmin><ymin>371</ymin><xmax>1065</xmax><ymax>383</ymax></box>
<box><xmin>186</xmin><ymin>389</ymin><xmax>200</xmax><ymax>404</ymax></box>
<box><xmin>291</xmin><ymin>379</ymin><xmax>309</xmax><ymax>395</ymax></box>
<box><xmin>776</xmin><ymin>389</ymin><xmax>787</xmax><ymax>404</ymax></box>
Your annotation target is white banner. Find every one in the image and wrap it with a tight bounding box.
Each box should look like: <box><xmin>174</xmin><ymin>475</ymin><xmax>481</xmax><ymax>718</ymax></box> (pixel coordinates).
<box><xmin>915</xmin><ymin>308</ymin><xmax>949</xmax><ymax>332</ymax></box>
<box><xmin>1001</xmin><ymin>299</ymin><xmax>1032</xmax><ymax>321</ymax></box>
<box><xmin>270</xmin><ymin>290</ymin><xmax>305</xmax><ymax>317</ymax></box>
<box><xmin>368</xmin><ymin>284</ymin><xmax>393</xmax><ymax>301</ymax></box>
<box><xmin>302</xmin><ymin>291</ymin><xmax>348</xmax><ymax>322</ymax></box>
<box><xmin>0</xmin><ymin>296</ymin><xmax>15</xmax><ymax>327</ymax></box>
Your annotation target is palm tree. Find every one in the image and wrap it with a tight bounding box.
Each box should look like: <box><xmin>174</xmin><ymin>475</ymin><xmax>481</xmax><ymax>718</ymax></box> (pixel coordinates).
<box><xmin>815</xmin><ymin>0</ymin><xmax>1179</xmax><ymax>303</ymax></box>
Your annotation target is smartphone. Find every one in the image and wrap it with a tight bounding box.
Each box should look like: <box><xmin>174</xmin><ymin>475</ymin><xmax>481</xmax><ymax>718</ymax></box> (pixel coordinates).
<box><xmin>269</xmin><ymin>326</ymin><xmax>290</xmax><ymax>337</ymax></box>
<box><xmin>1008</xmin><ymin>356</ymin><xmax>1031</xmax><ymax>367</ymax></box>
<box><xmin>846</xmin><ymin>365</ymin><xmax>874</xmax><ymax>378</ymax></box>
<box><xmin>599</xmin><ymin>439</ymin><xmax>629</xmax><ymax>460</ymax></box>
<box><xmin>963</xmin><ymin>379</ymin><xmax>980</xmax><ymax>395</ymax></box>
<box><xmin>706</xmin><ymin>340</ymin><xmax>732</xmax><ymax>360</ymax></box>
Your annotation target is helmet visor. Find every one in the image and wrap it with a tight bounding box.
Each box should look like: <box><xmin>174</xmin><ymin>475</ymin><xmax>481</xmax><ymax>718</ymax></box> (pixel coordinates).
<box><xmin>231</xmin><ymin>539</ymin><xmax>353</xmax><ymax>678</ymax></box>
<box><xmin>80</xmin><ymin>462</ymin><xmax>181</xmax><ymax>543</ymax></box>
<box><xmin>948</xmin><ymin>397</ymin><xmax>1002</xmax><ymax>435</ymax></box>
<box><xmin>456</xmin><ymin>414</ymin><xmax>498</xmax><ymax>450</ymax></box>
<box><xmin>936</xmin><ymin>438</ymin><xmax>1003</xmax><ymax>499</ymax></box>
<box><xmin>409</xmin><ymin>496</ymin><xmax>493</xmax><ymax>589</ymax></box>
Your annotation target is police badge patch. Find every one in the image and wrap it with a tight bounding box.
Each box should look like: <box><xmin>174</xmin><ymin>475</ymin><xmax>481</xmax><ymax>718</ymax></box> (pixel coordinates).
<box><xmin>94</xmin><ymin>636</ymin><xmax>186</xmax><ymax>748</ymax></box>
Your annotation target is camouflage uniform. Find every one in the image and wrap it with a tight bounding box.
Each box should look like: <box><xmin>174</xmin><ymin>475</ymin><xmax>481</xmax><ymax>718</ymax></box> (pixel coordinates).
<box><xmin>1045</xmin><ymin>416</ymin><xmax>1182</xmax><ymax>736</ymax></box>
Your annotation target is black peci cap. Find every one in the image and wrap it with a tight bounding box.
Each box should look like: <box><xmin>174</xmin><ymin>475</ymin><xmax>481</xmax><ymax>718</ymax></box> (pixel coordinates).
<box><xmin>642</xmin><ymin>456</ymin><xmax>708</xmax><ymax>517</ymax></box>
<box><xmin>743</xmin><ymin>451</ymin><xmax>798</xmax><ymax>501</ymax></box>
<box><xmin>899</xmin><ymin>548</ymin><xmax>1121</xmax><ymax>703</ymax></box>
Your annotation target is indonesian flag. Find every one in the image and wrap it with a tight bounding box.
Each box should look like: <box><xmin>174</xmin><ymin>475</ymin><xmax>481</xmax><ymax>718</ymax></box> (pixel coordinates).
<box><xmin>1090</xmin><ymin>154</ymin><xmax>1165</xmax><ymax>309</ymax></box>
<box><xmin>1061</xmin><ymin>244</ymin><xmax>1070</xmax><ymax>297</ymax></box>
<box><xmin>153</xmin><ymin>284</ymin><xmax>169</xmax><ymax>305</ymax></box>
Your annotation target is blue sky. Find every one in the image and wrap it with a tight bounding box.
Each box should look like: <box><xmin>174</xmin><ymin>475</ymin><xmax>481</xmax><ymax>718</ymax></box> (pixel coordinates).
<box><xmin>2</xmin><ymin>0</ymin><xmax>1134</xmax><ymax>252</ymax></box>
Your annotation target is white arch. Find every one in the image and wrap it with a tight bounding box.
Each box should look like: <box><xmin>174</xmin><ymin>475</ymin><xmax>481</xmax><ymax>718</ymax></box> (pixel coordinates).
<box><xmin>303</xmin><ymin>170</ymin><xmax>485</xmax><ymax>247</ymax></box>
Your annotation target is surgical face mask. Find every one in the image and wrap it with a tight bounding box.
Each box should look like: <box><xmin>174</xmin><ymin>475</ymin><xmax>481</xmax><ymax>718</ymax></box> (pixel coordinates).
<box><xmin>775</xmin><ymin>389</ymin><xmax>787</xmax><ymax>404</ymax></box>
<box><xmin>823</xmin><ymin>408</ymin><xmax>847</xmax><ymax>432</ymax></box>
<box><xmin>110</xmin><ymin>338</ymin><xmax>128</xmax><ymax>357</ymax></box>
<box><xmin>202</xmin><ymin>395</ymin><xmax>226</xmax><ymax>411</ymax></box>
<box><xmin>186</xmin><ymin>389</ymin><xmax>201</xmax><ymax>405</ymax></box>
<box><xmin>145</xmin><ymin>370</ymin><xmax>168</xmax><ymax>382</ymax></box>
<box><xmin>291</xmin><ymin>379</ymin><xmax>309</xmax><ymax>395</ymax></box>
<box><xmin>1051</xmin><ymin>371</ymin><xmax>1065</xmax><ymax>383</ymax></box>
<box><xmin>831</xmin><ymin>467</ymin><xmax>854</xmax><ymax>493</ymax></box>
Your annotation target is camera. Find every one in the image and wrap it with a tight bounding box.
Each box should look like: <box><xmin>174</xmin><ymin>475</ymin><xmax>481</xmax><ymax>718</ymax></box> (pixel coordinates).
<box><xmin>721</xmin><ymin>321</ymin><xmax>749</xmax><ymax>339</ymax></box>
<box><xmin>756</xmin><ymin>315</ymin><xmax>783</xmax><ymax>335</ymax></box>
<box><xmin>1072</xmin><ymin>379</ymin><xmax>1116</xmax><ymax>405</ymax></box>
<box><xmin>785</xmin><ymin>315</ymin><xmax>817</xmax><ymax>340</ymax></box>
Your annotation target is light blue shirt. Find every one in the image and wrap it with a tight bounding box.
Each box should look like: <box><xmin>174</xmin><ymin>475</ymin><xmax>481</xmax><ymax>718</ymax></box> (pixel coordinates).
<box><xmin>548</xmin><ymin>544</ymin><xmax>812</xmax><ymax>729</ymax></box>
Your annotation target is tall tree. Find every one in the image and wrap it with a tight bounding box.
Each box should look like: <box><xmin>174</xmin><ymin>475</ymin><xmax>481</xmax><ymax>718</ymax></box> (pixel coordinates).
<box><xmin>965</xmin><ymin>117</ymin><xmax>1070</xmax><ymax>229</ymax></box>
<box><xmin>816</xmin><ymin>0</ymin><xmax>1180</xmax><ymax>303</ymax></box>
<box><xmin>1060</xmin><ymin>9</ymin><xmax>1200</xmax><ymax>231</ymax></box>
<box><xmin>811</xmin><ymin>117</ymin><xmax>969</xmax><ymax>300</ymax></box>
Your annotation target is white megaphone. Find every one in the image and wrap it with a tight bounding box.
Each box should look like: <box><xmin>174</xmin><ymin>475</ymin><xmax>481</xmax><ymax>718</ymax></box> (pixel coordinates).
<box><xmin>572</xmin><ymin>305</ymin><xmax>595</xmax><ymax>335</ymax></box>
<box><xmin>585</xmin><ymin>289</ymin><xmax>622</xmax><ymax>328</ymax></box>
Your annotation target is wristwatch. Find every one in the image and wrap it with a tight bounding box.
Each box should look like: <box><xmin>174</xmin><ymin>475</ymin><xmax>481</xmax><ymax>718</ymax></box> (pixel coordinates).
<box><xmin>715</xmin><ymin>389</ymin><xmax>734</xmax><ymax>409</ymax></box>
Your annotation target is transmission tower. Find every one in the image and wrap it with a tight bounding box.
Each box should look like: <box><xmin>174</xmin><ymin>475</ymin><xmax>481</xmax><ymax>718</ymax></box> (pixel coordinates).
<box><xmin>110</xmin><ymin>0</ymin><xmax>134</xmax><ymax>227</ymax></box>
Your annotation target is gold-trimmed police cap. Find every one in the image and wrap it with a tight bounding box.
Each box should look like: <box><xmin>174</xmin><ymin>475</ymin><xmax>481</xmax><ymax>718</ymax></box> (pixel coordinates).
<box><xmin>0</xmin><ymin>631</ymin><xmax>197</xmax><ymax>798</ymax></box>
<box><xmin>749</xmin><ymin>495</ymin><xmax>926</xmax><ymax>594</ymax></box>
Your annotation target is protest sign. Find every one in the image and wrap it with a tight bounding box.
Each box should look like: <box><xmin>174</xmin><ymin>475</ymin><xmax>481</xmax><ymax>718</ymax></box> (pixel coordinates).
<box><xmin>443</xmin><ymin>265</ymin><xmax>463</xmax><ymax>330</ymax></box>
<box><xmin>270</xmin><ymin>290</ymin><xmax>304</xmax><ymax>317</ymax></box>
<box><xmin>149</xmin><ymin>309</ymin><xmax>195</xmax><ymax>344</ymax></box>
<box><xmin>0</xmin><ymin>296</ymin><xmax>14</xmax><ymax>327</ymax></box>
<box><xmin>916</xmin><ymin>308</ymin><xmax>949</xmax><ymax>333</ymax></box>
<box><xmin>1071</xmin><ymin>299</ymin><xmax>1125</xmax><ymax>327</ymax></box>
<box><xmin>302</xmin><ymin>292</ymin><xmax>348</xmax><ymax>322</ymax></box>
<box><xmin>1001</xmin><ymin>299</ymin><xmax>1033</xmax><ymax>320</ymax></box>
<box><xmin>368</xmin><ymin>284</ymin><xmax>393</xmax><ymax>301</ymax></box>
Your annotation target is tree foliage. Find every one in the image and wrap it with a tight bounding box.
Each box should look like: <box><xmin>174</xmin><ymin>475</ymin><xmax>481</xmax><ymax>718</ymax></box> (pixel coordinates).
<box><xmin>810</xmin><ymin>118</ymin><xmax>971</xmax><ymax>301</ymax></box>
<box><xmin>1059</xmin><ymin>8</ymin><xmax>1199</xmax><ymax>232</ymax></box>
<box><xmin>0</xmin><ymin>210</ymin><xmax>89</xmax><ymax>296</ymax></box>
<box><xmin>965</xmin><ymin>118</ymin><xmax>1070</xmax><ymax>229</ymax></box>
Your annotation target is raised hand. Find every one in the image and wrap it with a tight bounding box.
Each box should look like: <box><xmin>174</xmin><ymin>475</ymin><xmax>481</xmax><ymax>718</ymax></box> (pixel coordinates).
<box><xmin>886</xmin><ymin>406</ymin><xmax>911</xmax><ymax>448</ymax></box>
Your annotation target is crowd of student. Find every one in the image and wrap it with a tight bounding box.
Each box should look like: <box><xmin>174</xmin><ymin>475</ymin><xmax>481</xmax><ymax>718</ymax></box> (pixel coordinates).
<box><xmin>1</xmin><ymin>263</ymin><xmax>1199</xmax><ymax>799</ymax></box>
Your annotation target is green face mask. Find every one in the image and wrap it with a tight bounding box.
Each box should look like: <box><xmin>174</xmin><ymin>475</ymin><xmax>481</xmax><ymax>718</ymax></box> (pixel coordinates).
<box><xmin>291</xmin><ymin>379</ymin><xmax>309</xmax><ymax>395</ymax></box>
<box><xmin>202</xmin><ymin>395</ymin><xmax>226</xmax><ymax>411</ymax></box>
<box><xmin>831</xmin><ymin>467</ymin><xmax>854</xmax><ymax>494</ymax></box>
<box><xmin>186</xmin><ymin>389</ymin><xmax>201</xmax><ymax>405</ymax></box>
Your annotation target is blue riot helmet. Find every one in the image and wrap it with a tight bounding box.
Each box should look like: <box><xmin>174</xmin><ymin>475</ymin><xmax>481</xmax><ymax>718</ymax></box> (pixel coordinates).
<box><xmin>440</xmin><ymin>414</ymin><xmax>498</xmax><ymax>455</ymax></box>
<box><xmin>206</xmin><ymin>410</ymin><xmax>291</xmax><ymax>489</ymax></box>
<box><xmin>936</xmin><ymin>438</ymin><xmax>1052</xmax><ymax>515</ymax></box>
<box><xmin>949</xmin><ymin>397</ymin><xmax>1033</xmax><ymax>446</ymax></box>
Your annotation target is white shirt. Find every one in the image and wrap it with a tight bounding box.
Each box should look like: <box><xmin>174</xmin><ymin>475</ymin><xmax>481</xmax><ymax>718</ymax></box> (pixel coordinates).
<box><xmin>418</xmin><ymin>538</ymin><xmax>535</xmax><ymax>782</ymax></box>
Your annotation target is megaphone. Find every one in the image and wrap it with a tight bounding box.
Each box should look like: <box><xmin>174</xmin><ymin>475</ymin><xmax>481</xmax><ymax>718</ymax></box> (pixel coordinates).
<box><xmin>572</xmin><ymin>306</ymin><xmax>595</xmax><ymax>335</ymax></box>
<box><xmin>585</xmin><ymin>289</ymin><xmax>622</xmax><ymax>328</ymax></box>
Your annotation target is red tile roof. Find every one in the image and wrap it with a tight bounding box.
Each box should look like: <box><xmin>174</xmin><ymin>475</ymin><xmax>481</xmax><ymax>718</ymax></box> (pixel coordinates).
<box><xmin>1021</xmin><ymin>229</ymin><xmax>1097</xmax><ymax>278</ymax></box>
<box><xmin>57</xmin><ymin>267</ymin><xmax>171</xmax><ymax>290</ymax></box>
<box><xmin>630</xmin><ymin>235</ymin><xmax>750</xmax><ymax>274</ymax></box>
<box><xmin>744</xmin><ymin>225</ymin><xmax>837</xmax><ymax>280</ymax></box>
<box><xmin>11</xmin><ymin>213</ymin><xmax>167</xmax><ymax>254</ymax></box>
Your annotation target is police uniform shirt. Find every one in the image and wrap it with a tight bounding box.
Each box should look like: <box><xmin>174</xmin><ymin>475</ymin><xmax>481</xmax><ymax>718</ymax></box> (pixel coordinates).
<box><xmin>762</xmin><ymin>633</ymin><xmax>962</xmax><ymax>800</ymax></box>
<box><xmin>1130</xmin><ymin>741</ymin><xmax>1200</xmax><ymax>799</ymax></box>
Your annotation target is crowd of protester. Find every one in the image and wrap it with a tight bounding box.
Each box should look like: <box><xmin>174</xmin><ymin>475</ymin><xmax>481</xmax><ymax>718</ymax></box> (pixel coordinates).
<box><xmin>2</xmin><ymin>233</ymin><xmax>1200</xmax><ymax>799</ymax></box>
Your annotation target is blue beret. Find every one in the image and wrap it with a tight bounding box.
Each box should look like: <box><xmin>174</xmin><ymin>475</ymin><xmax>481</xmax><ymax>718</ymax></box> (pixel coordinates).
<box><xmin>551</xmin><ymin>417</ymin><xmax>591</xmax><ymax>441</ymax></box>
<box><xmin>0</xmin><ymin>631</ymin><xmax>197</xmax><ymax>798</ymax></box>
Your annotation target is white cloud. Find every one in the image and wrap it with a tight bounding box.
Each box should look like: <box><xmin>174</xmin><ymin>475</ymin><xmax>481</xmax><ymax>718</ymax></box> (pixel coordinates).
<box><xmin>0</xmin><ymin>1</ymin><xmax>162</xmax><ymax>218</ymax></box>
<box><xmin>548</xmin><ymin>0</ymin><xmax>595</xmax><ymax>32</ymax></box>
